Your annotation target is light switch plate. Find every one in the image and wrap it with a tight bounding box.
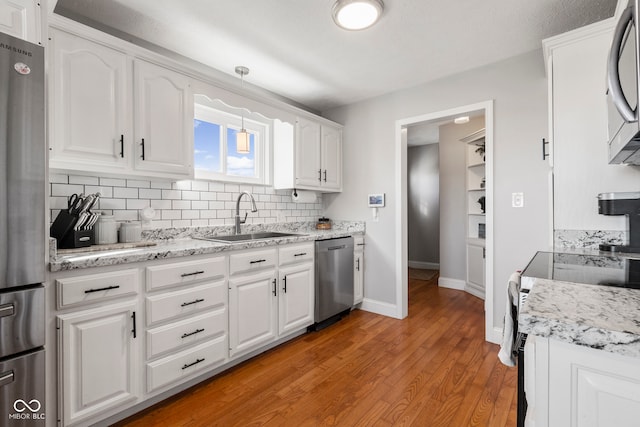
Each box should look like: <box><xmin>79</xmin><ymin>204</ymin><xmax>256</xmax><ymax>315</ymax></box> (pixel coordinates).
<box><xmin>512</xmin><ymin>192</ymin><xmax>524</xmax><ymax>208</ymax></box>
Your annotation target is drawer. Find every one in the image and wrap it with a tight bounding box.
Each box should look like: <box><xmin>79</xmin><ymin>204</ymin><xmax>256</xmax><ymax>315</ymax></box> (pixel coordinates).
<box><xmin>229</xmin><ymin>248</ymin><xmax>277</xmax><ymax>275</ymax></box>
<box><xmin>56</xmin><ymin>269</ymin><xmax>139</xmax><ymax>309</ymax></box>
<box><xmin>146</xmin><ymin>280</ymin><xmax>226</xmax><ymax>326</ymax></box>
<box><xmin>279</xmin><ymin>243</ymin><xmax>314</xmax><ymax>266</ymax></box>
<box><xmin>146</xmin><ymin>308</ymin><xmax>227</xmax><ymax>359</ymax></box>
<box><xmin>146</xmin><ymin>337</ymin><xmax>227</xmax><ymax>393</ymax></box>
<box><xmin>146</xmin><ymin>256</ymin><xmax>226</xmax><ymax>291</ymax></box>
<box><xmin>354</xmin><ymin>235</ymin><xmax>365</xmax><ymax>250</ymax></box>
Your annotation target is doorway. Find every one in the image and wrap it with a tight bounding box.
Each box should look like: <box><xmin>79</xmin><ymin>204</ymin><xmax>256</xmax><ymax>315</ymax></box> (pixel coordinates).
<box><xmin>395</xmin><ymin>101</ymin><xmax>495</xmax><ymax>342</ymax></box>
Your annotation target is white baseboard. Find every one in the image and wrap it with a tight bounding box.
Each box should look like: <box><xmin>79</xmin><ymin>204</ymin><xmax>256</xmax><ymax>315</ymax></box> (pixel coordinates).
<box><xmin>438</xmin><ymin>277</ymin><xmax>465</xmax><ymax>290</ymax></box>
<box><xmin>464</xmin><ymin>283</ymin><xmax>485</xmax><ymax>300</ymax></box>
<box><xmin>408</xmin><ymin>260</ymin><xmax>440</xmax><ymax>270</ymax></box>
<box><xmin>359</xmin><ymin>298</ymin><xmax>401</xmax><ymax>319</ymax></box>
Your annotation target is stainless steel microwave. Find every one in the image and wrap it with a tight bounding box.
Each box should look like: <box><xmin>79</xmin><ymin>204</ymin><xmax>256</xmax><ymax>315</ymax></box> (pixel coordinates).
<box><xmin>607</xmin><ymin>0</ymin><xmax>640</xmax><ymax>164</ymax></box>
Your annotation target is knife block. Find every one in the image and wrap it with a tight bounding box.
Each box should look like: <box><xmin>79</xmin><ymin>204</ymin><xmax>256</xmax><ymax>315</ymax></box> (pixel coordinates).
<box><xmin>50</xmin><ymin>209</ymin><xmax>94</xmax><ymax>249</ymax></box>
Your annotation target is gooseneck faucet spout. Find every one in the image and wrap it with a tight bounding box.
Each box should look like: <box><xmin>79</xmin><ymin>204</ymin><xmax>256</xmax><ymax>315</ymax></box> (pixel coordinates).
<box><xmin>235</xmin><ymin>191</ymin><xmax>258</xmax><ymax>234</ymax></box>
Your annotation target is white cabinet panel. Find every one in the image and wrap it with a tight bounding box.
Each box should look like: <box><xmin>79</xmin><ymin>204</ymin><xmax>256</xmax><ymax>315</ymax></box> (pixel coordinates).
<box><xmin>229</xmin><ymin>248</ymin><xmax>277</xmax><ymax>275</ymax></box>
<box><xmin>278</xmin><ymin>263</ymin><xmax>314</xmax><ymax>336</ymax></box>
<box><xmin>466</xmin><ymin>243</ymin><xmax>485</xmax><ymax>298</ymax></box>
<box><xmin>320</xmin><ymin>125</ymin><xmax>342</xmax><ymax>190</ymax></box>
<box><xmin>146</xmin><ymin>256</ymin><xmax>226</xmax><ymax>291</ymax></box>
<box><xmin>58</xmin><ymin>300</ymin><xmax>140</xmax><ymax>426</ymax></box>
<box><xmin>146</xmin><ymin>280</ymin><xmax>226</xmax><ymax>326</ymax></box>
<box><xmin>295</xmin><ymin>117</ymin><xmax>322</xmax><ymax>187</ymax></box>
<box><xmin>229</xmin><ymin>269</ymin><xmax>277</xmax><ymax>358</ymax></box>
<box><xmin>354</xmin><ymin>236</ymin><xmax>365</xmax><ymax>304</ymax></box>
<box><xmin>0</xmin><ymin>0</ymin><xmax>40</xmax><ymax>43</ymax></box>
<box><xmin>133</xmin><ymin>59</ymin><xmax>193</xmax><ymax>177</ymax></box>
<box><xmin>56</xmin><ymin>268</ymin><xmax>139</xmax><ymax>309</ymax></box>
<box><xmin>49</xmin><ymin>28</ymin><xmax>131</xmax><ymax>173</ymax></box>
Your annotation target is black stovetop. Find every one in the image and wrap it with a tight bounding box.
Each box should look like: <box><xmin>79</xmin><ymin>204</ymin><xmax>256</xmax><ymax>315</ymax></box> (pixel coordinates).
<box><xmin>521</xmin><ymin>251</ymin><xmax>640</xmax><ymax>289</ymax></box>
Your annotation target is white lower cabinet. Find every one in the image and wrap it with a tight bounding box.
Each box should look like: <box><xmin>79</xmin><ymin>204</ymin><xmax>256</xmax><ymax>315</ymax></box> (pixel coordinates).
<box><xmin>278</xmin><ymin>263</ymin><xmax>314</xmax><ymax>336</ymax></box>
<box><xmin>466</xmin><ymin>242</ymin><xmax>485</xmax><ymax>299</ymax></box>
<box><xmin>57</xmin><ymin>299</ymin><xmax>140</xmax><ymax>426</ymax></box>
<box><xmin>229</xmin><ymin>269</ymin><xmax>278</xmax><ymax>358</ymax></box>
<box><xmin>526</xmin><ymin>335</ymin><xmax>640</xmax><ymax>427</ymax></box>
<box><xmin>228</xmin><ymin>243</ymin><xmax>314</xmax><ymax>358</ymax></box>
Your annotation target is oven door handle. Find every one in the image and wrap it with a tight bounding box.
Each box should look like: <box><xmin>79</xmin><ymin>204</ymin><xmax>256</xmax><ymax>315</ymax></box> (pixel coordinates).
<box><xmin>608</xmin><ymin>5</ymin><xmax>637</xmax><ymax>123</ymax></box>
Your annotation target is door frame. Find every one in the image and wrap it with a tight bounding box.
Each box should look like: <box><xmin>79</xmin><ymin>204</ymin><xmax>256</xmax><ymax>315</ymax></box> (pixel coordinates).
<box><xmin>394</xmin><ymin>100</ymin><xmax>497</xmax><ymax>343</ymax></box>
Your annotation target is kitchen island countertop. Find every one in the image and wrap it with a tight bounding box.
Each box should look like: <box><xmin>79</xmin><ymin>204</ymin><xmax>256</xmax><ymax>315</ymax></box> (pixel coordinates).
<box><xmin>518</xmin><ymin>277</ymin><xmax>640</xmax><ymax>358</ymax></box>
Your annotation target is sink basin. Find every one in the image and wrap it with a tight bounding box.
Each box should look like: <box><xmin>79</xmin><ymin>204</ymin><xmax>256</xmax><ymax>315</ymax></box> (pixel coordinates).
<box><xmin>195</xmin><ymin>231</ymin><xmax>300</xmax><ymax>243</ymax></box>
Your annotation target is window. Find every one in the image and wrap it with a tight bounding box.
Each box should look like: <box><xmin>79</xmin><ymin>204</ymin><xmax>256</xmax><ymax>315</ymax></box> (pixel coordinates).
<box><xmin>193</xmin><ymin>97</ymin><xmax>270</xmax><ymax>184</ymax></box>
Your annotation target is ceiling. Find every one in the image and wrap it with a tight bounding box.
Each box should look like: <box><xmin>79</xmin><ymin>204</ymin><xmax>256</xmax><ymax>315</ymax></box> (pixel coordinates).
<box><xmin>54</xmin><ymin>0</ymin><xmax>617</xmax><ymax>113</ymax></box>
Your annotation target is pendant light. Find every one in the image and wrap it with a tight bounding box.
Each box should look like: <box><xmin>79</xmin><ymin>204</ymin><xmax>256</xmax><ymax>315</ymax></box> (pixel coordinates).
<box><xmin>332</xmin><ymin>0</ymin><xmax>384</xmax><ymax>31</ymax></box>
<box><xmin>235</xmin><ymin>66</ymin><xmax>250</xmax><ymax>154</ymax></box>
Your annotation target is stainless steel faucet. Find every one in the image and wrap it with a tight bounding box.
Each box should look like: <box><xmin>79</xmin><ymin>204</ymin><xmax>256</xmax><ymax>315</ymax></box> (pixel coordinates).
<box><xmin>234</xmin><ymin>191</ymin><xmax>258</xmax><ymax>234</ymax></box>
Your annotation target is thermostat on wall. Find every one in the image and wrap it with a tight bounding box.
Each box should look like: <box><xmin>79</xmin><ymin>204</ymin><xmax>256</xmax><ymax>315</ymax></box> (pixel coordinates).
<box><xmin>368</xmin><ymin>193</ymin><xmax>385</xmax><ymax>207</ymax></box>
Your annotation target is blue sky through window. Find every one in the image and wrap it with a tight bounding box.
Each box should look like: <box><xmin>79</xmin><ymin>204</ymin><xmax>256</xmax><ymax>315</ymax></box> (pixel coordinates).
<box><xmin>194</xmin><ymin>119</ymin><xmax>221</xmax><ymax>172</ymax></box>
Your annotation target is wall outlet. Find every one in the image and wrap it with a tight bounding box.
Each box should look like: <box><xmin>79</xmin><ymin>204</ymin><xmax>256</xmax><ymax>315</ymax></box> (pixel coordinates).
<box><xmin>512</xmin><ymin>192</ymin><xmax>524</xmax><ymax>208</ymax></box>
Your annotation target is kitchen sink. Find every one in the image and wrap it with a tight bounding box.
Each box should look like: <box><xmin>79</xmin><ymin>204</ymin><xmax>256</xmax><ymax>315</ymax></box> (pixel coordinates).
<box><xmin>195</xmin><ymin>231</ymin><xmax>301</xmax><ymax>243</ymax></box>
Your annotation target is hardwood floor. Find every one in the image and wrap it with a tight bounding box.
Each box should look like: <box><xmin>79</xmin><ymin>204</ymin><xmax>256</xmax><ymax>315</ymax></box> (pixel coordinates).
<box><xmin>115</xmin><ymin>273</ymin><xmax>517</xmax><ymax>427</ymax></box>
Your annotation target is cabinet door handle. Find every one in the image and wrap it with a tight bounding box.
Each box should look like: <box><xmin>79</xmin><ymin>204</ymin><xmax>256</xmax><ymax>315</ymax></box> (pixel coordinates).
<box><xmin>318</xmin><ymin>169</ymin><xmax>322</xmax><ymax>182</ymax></box>
<box><xmin>182</xmin><ymin>358</ymin><xmax>205</xmax><ymax>370</ymax></box>
<box><xmin>181</xmin><ymin>298</ymin><xmax>204</xmax><ymax>307</ymax></box>
<box><xmin>282</xmin><ymin>276</ymin><xmax>287</xmax><ymax>293</ymax></box>
<box><xmin>141</xmin><ymin>138</ymin><xmax>145</xmax><ymax>160</ymax></box>
<box><xmin>293</xmin><ymin>252</ymin><xmax>307</xmax><ymax>257</ymax></box>
<box><xmin>542</xmin><ymin>138</ymin><xmax>549</xmax><ymax>160</ymax></box>
<box><xmin>272</xmin><ymin>278</ymin><xmax>277</xmax><ymax>296</ymax></box>
<box><xmin>119</xmin><ymin>134</ymin><xmax>124</xmax><ymax>158</ymax></box>
<box><xmin>84</xmin><ymin>285</ymin><xmax>120</xmax><ymax>294</ymax></box>
<box><xmin>356</xmin><ymin>258</ymin><xmax>360</xmax><ymax>271</ymax></box>
<box><xmin>323</xmin><ymin>170</ymin><xmax>327</xmax><ymax>182</ymax></box>
<box><xmin>250</xmin><ymin>259</ymin><xmax>266</xmax><ymax>264</ymax></box>
<box><xmin>181</xmin><ymin>270</ymin><xmax>205</xmax><ymax>278</ymax></box>
<box><xmin>131</xmin><ymin>311</ymin><xmax>137</xmax><ymax>339</ymax></box>
<box><xmin>181</xmin><ymin>328</ymin><xmax>205</xmax><ymax>339</ymax></box>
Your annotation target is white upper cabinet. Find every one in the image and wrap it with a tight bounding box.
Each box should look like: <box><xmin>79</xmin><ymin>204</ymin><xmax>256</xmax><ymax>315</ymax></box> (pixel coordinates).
<box><xmin>48</xmin><ymin>26</ymin><xmax>194</xmax><ymax>180</ymax></box>
<box><xmin>49</xmin><ymin>28</ymin><xmax>132</xmax><ymax>173</ymax></box>
<box><xmin>133</xmin><ymin>59</ymin><xmax>193</xmax><ymax>177</ymax></box>
<box><xmin>0</xmin><ymin>0</ymin><xmax>41</xmax><ymax>44</ymax></box>
<box><xmin>274</xmin><ymin>116</ymin><xmax>343</xmax><ymax>192</ymax></box>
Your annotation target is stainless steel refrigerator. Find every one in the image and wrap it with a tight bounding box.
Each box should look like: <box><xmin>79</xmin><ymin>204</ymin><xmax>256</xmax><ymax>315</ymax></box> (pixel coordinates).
<box><xmin>0</xmin><ymin>32</ymin><xmax>46</xmax><ymax>425</ymax></box>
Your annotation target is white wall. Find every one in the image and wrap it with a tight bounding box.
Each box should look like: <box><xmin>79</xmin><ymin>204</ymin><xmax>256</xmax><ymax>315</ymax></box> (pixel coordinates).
<box><xmin>407</xmin><ymin>144</ymin><xmax>440</xmax><ymax>267</ymax></box>
<box><xmin>322</xmin><ymin>50</ymin><xmax>550</xmax><ymax>332</ymax></box>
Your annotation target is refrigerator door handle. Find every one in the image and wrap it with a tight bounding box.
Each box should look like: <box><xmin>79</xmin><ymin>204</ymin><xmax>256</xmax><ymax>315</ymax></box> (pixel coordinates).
<box><xmin>0</xmin><ymin>370</ymin><xmax>14</xmax><ymax>387</ymax></box>
<box><xmin>0</xmin><ymin>303</ymin><xmax>15</xmax><ymax>318</ymax></box>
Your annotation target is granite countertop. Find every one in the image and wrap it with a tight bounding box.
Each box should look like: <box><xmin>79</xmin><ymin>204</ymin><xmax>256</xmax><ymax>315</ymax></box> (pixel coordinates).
<box><xmin>50</xmin><ymin>220</ymin><xmax>365</xmax><ymax>272</ymax></box>
<box><xmin>518</xmin><ymin>278</ymin><xmax>640</xmax><ymax>358</ymax></box>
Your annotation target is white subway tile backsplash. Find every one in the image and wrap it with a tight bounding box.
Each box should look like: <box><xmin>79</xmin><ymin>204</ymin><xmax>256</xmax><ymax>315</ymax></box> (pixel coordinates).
<box><xmin>50</xmin><ymin>174</ymin><xmax>324</xmax><ymax>228</ymax></box>
<box><xmin>161</xmin><ymin>189</ymin><xmax>182</xmax><ymax>200</ymax></box>
<box><xmin>100</xmin><ymin>178</ymin><xmax>126</xmax><ymax>187</ymax></box>
<box><xmin>172</xmin><ymin>200</ymin><xmax>191</xmax><ymax>210</ymax></box>
<box><xmin>69</xmin><ymin>175</ymin><xmax>99</xmax><ymax>185</ymax></box>
<box><xmin>139</xmin><ymin>188</ymin><xmax>162</xmax><ymax>199</ymax></box>
<box><xmin>126</xmin><ymin>179</ymin><xmax>151</xmax><ymax>188</ymax></box>
<box><xmin>113</xmin><ymin>187</ymin><xmax>138</xmax><ymax>199</ymax></box>
<box><xmin>51</xmin><ymin>183</ymin><xmax>84</xmax><ymax>197</ymax></box>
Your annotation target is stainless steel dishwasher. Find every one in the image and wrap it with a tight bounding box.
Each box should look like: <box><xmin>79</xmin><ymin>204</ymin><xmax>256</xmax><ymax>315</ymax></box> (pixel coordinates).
<box><xmin>313</xmin><ymin>236</ymin><xmax>354</xmax><ymax>329</ymax></box>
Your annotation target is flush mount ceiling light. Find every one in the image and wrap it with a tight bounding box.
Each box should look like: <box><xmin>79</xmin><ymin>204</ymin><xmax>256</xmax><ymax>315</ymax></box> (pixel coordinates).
<box><xmin>332</xmin><ymin>0</ymin><xmax>384</xmax><ymax>30</ymax></box>
<box><xmin>454</xmin><ymin>116</ymin><xmax>470</xmax><ymax>124</ymax></box>
<box><xmin>235</xmin><ymin>65</ymin><xmax>250</xmax><ymax>154</ymax></box>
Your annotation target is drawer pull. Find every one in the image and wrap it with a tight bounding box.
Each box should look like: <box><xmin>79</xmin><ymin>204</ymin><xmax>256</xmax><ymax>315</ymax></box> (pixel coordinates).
<box><xmin>293</xmin><ymin>252</ymin><xmax>307</xmax><ymax>257</ymax></box>
<box><xmin>182</xmin><ymin>358</ymin><xmax>205</xmax><ymax>370</ymax></box>
<box><xmin>181</xmin><ymin>270</ymin><xmax>205</xmax><ymax>278</ymax></box>
<box><xmin>84</xmin><ymin>285</ymin><xmax>120</xmax><ymax>294</ymax></box>
<box><xmin>181</xmin><ymin>328</ymin><xmax>205</xmax><ymax>339</ymax></box>
<box><xmin>249</xmin><ymin>259</ymin><xmax>266</xmax><ymax>264</ymax></box>
<box><xmin>272</xmin><ymin>278</ymin><xmax>277</xmax><ymax>296</ymax></box>
<box><xmin>131</xmin><ymin>311</ymin><xmax>137</xmax><ymax>339</ymax></box>
<box><xmin>181</xmin><ymin>298</ymin><xmax>204</xmax><ymax>307</ymax></box>
<box><xmin>0</xmin><ymin>303</ymin><xmax>15</xmax><ymax>318</ymax></box>
<box><xmin>0</xmin><ymin>370</ymin><xmax>14</xmax><ymax>387</ymax></box>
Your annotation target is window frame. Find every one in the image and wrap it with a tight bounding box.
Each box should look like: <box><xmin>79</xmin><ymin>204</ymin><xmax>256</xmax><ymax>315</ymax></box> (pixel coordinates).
<box><xmin>193</xmin><ymin>100</ymin><xmax>271</xmax><ymax>185</ymax></box>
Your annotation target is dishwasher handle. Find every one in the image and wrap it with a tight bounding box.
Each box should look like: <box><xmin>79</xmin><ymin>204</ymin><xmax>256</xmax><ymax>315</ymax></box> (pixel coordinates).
<box><xmin>328</xmin><ymin>245</ymin><xmax>347</xmax><ymax>251</ymax></box>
